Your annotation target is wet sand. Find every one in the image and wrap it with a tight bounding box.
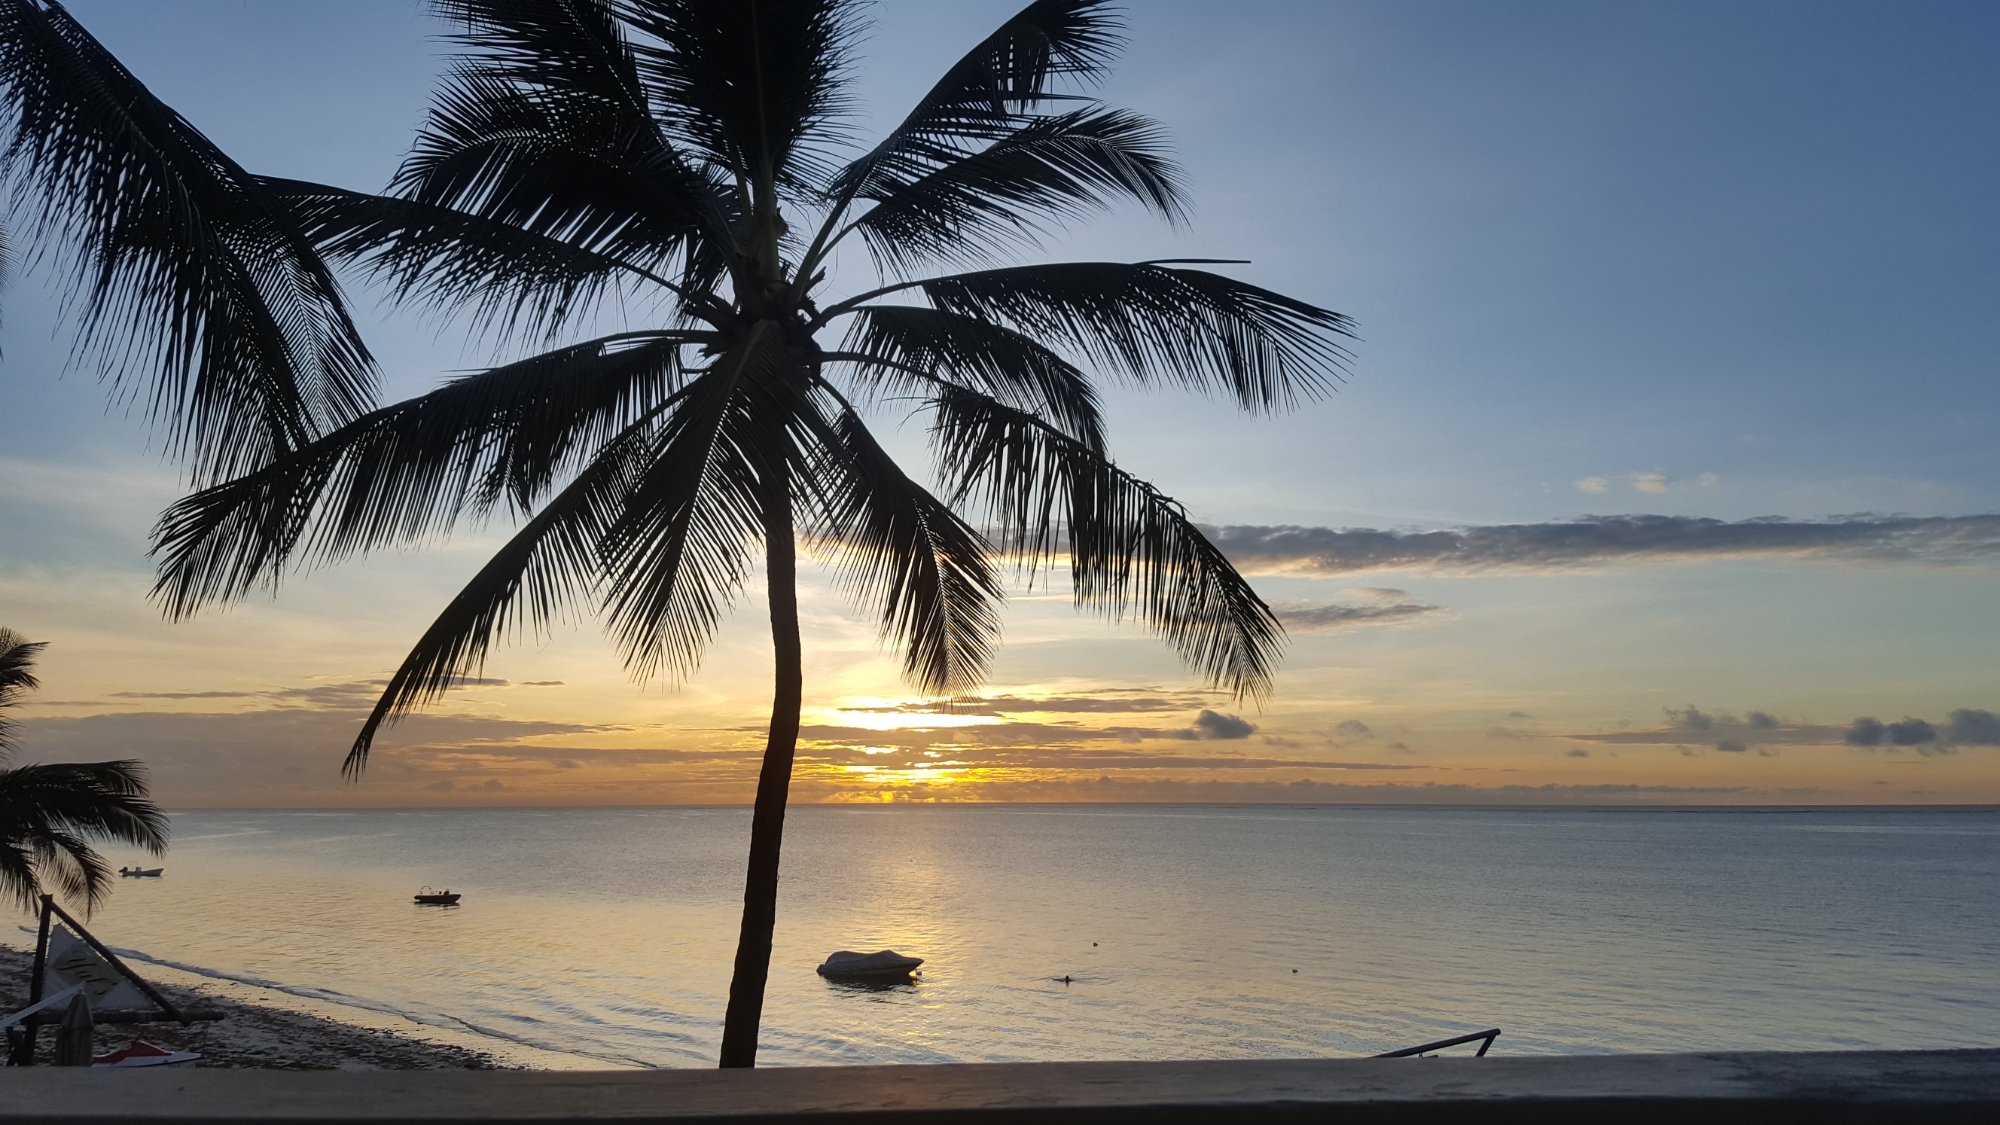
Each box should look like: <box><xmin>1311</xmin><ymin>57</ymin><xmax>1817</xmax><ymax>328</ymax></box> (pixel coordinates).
<box><xmin>1</xmin><ymin>943</ymin><xmax>505</xmax><ymax>1070</ymax></box>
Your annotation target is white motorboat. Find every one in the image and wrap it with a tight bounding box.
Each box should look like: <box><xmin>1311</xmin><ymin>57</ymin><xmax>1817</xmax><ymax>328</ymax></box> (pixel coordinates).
<box><xmin>815</xmin><ymin>949</ymin><xmax>923</xmax><ymax>979</ymax></box>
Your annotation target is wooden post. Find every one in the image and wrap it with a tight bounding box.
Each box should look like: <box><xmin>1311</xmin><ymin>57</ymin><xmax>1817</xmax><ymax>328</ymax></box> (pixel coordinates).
<box><xmin>8</xmin><ymin>895</ymin><xmax>55</xmax><ymax>1067</ymax></box>
<box><xmin>52</xmin><ymin>993</ymin><xmax>93</xmax><ymax>1066</ymax></box>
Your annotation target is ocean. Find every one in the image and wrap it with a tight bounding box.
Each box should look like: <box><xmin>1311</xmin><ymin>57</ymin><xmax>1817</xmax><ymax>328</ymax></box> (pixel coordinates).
<box><xmin>16</xmin><ymin>805</ymin><xmax>1998</xmax><ymax>1068</ymax></box>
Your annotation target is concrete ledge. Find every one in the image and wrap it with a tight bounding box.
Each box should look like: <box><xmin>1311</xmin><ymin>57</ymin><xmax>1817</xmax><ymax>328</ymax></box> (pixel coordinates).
<box><xmin>3</xmin><ymin>1050</ymin><xmax>1997</xmax><ymax>1123</ymax></box>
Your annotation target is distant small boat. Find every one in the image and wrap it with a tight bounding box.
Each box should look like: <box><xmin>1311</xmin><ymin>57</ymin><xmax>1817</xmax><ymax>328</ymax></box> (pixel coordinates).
<box><xmin>816</xmin><ymin>949</ymin><xmax>923</xmax><ymax>980</ymax></box>
<box><xmin>117</xmin><ymin>867</ymin><xmax>163</xmax><ymax>878</ymax></box>
<box><xmin>94</xmin><ymin>1040</ymin><xmax>200</xmax><ymax>1068</ymax></box>
<box><xmin>414</xmin><ymin>886</ymin><xmax>461</xmax><ymax>905</ymax></box>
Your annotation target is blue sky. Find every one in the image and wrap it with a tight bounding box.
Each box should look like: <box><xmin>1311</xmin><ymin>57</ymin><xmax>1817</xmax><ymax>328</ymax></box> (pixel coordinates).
<box><xmin>3</xmin><ymin>1</ymin><xmax>1996</xmax><ymax>806</ymax></box>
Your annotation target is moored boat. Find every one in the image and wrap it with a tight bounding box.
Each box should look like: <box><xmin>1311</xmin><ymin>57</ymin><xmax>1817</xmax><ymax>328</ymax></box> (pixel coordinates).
<box><xmin>118</xmin><ymin>866</ymin><xmax>163</xmax><ymax>877</ymax></box>
<box><xmin>414</xmin><ymin>886</ymin><xmax>461</xmax><ymax>905</ymax></box>
<box><xmin>816</xmin><ymin>949</ymin><xmax>923</xmax><ymax>979</ymax></box>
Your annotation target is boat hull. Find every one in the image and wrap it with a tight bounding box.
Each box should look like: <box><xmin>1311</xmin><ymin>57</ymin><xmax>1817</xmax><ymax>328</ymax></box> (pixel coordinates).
<box><xmin>816</xmin><ymin>950</ymin><xmax>923</xmax><ymax>979</ymax></box>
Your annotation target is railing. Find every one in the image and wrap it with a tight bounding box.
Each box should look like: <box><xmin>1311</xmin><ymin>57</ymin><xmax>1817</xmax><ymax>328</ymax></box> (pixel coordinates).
<box><xmin>2</xmin><ymin>1049</ymin><xmax>1997</xmax><ymax>1123</ymax></box>
<box><xmin>1372</xmin><ymin>1026</ymin><xmax>1502</xmax><ymax>1057</ymax></box>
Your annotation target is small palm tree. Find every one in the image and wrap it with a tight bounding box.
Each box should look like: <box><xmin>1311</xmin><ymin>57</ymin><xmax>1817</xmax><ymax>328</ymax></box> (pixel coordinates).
<box><xmin>0</xmin><ymin>630</ymin><xmax>170</xmax><ymax>914</ymax></box>
<box><xmin>4</xmin><ymin>1</ymin><xmax>1354</xmax><ymax>1065</ymax></box>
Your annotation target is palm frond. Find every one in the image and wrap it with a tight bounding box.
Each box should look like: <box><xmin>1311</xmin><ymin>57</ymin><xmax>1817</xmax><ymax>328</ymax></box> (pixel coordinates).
<box><xmin>800</xmin><ymin>400</ymin><xmax>1003</xmax><ymax>696</ymax></box>
<box><xmin>435</xmin><ymin>0</ymin><xmax>648</xmax><ymax>105</ymax></box>
<box><xmin>153</xmin><ymin>333</ymin><xmax>699</xmax><ymax>620</ymax></box>
<box><xmin>832</xmin><ymin>305</ymin><xmax>1104</xmax><ymax>448</ymax></box>
<box><xmin>0</xmin><ymin>630</ymin><xmax>40</xmax><ymax>697</ymax></box>
<box><xmin>265</xmin><ymin>176</ymin><xmax>720</xmax><ymax>344</ymax></box>
<box><xmin>0</xmin><ymin>629</ymin><xmax>46</xmax><ymax>758</ymax></box>
<box><xmin>345</xmin><ymin>416</ymin><xmax>661</xmax><ymax>775</ymax></box>
<box><xmin>831</xmin><ymin>261</ymin><xmax>1354</xmax><ymax>412</ymax></box>
<box><xmin>847</xmin><ymin>107</ymin><xmax>1186</xmax><ymax>274</ymax></box>
<box><xmin>619</xmin><ymin>0</ymin><xmax>857</xmax><ymax>192</ymax></box>
<box><xmin>0</xmin><ymin>835</ymin><xmax>39</xmax><ymax>913</ymax></box>
<box><xmin>427</xmin><ymin>1</ymin><xmax>744</xmax><ymax>293</ymax></box>
<box><xmin>599</xmin><ymin>326</ymin><xmax>800</xmax><ymax>683</ymax></box>
<box><xmin>0</xmin><ymin>0</ymin><xmax>375</xmax><ymax>481</ymax></box>
<box><xmin>829</xmin><ymin>0</ymin><xmax>1123</xmax><ymax>205</ymax></box>
<box><xmin>931</xmin><ymin>386</ymin><xmax>1283</xmax><ymax>700</ymax></box>
<box><xmin>396</xmin><ymin>66</ymin><xmax>736</xmax><ymax>303</ymax></box>
<box><xmin>29</xmin><ymin>828</ymin><xmax>110</xmax><ymax>911</ymax></box>
<box><xmin>0</xmin><ymin>219</ymin><xmax>10</xmax><ymax>344</ymax></box>
<box><xmin>0</xmin><ymin>760</ymin><xmax>169</xmax><ymax>912</ymax></box>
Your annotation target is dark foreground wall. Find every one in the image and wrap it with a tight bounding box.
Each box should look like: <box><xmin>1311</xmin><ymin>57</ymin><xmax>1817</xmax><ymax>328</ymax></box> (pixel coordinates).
<box><xmin>4</xmin><ymin>1050</ymin><xmax>1998</xmax><ymax>1124</ymax></box>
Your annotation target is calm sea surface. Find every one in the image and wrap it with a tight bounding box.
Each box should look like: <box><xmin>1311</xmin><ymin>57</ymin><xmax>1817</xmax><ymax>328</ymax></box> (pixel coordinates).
<box><xmin>13</xmin><ymin>806</ymin><xmax>1997</xmax><ymax>1068</ymax></box>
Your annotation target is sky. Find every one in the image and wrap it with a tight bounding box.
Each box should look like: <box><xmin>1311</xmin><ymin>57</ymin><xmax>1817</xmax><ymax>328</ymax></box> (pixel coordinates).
<box><xmin>3</xmin><ymin>0</ymin><xmax>1996</xmax><ymax>808</ymax></box>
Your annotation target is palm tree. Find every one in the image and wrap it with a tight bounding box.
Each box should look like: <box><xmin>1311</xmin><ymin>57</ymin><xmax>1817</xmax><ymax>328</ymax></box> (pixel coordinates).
<box><xmin>0</xmin><ymin>629</ymin><xmax>171</xmax><ymax>914</ymax></box>
<box><xmin>7</xmin><ymin>0</ymin><xmax>1354</xmax><ymax>1065</ymax></box>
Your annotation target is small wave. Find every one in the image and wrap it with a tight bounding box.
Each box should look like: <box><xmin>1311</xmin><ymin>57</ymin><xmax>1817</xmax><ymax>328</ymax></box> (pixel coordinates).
<box><xmin>100</xmin><ymin>944</ymin><xmax>323</xmax><ymax>999</ymax></box>
<box><xmin>425</xmin><ymin>1009</ymin><xmax>659</xmax><ymax>1070</ymax></box>
<box><xmin>85</xmin><ymin>942</ymin><xmax>639</xmax><ymax>1068</ymax></box>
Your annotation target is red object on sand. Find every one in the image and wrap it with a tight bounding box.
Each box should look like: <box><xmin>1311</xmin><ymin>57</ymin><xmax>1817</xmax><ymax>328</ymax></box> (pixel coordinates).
<box><xmin>93</xmin><ymin>1040</ymin><xmax>201</xmax><ymax>1068</ymax></box>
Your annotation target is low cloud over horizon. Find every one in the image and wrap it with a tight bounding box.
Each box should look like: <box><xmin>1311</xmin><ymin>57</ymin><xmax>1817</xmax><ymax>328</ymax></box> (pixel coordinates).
<box><xmin>1275</xmin><ymin>601</ymin><xmax>1445</xmax><ymax>632</ymax></box>
<box><xmin>1206</xmin><ymin>514</ymin><xmax>2000</xmax><ymax>576</ymax></box>
<box><xmin>821</xmin><ymin>776</ymin><xmax>1791</xmax><ymax>806</ymax></box>
<box><xmin>831</xmin><ymin>689</ymin><xmax>1220</xmax><ymax>717</ymax></box>
<box><xmin>1566</xmin><ymin>704</ymin><xmax>2000</xmax><ymax>758</ymax></box>
<box><xmin>1845</xmin><ymin>709</ymin><xmax>2000</xmax><ymax>753</ymax></box>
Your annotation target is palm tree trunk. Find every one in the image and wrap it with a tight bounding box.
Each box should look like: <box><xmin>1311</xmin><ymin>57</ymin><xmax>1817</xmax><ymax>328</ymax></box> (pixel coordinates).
<box><xmin>718</xmin><ymin>465</ymin><xmax>802</xmax><ymax>1069</ymax></box>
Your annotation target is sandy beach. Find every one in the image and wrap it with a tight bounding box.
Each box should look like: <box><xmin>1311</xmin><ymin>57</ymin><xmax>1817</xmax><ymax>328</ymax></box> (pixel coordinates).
<box><xmin>2</xmin><ymin>943</ymin><xmax>505</xmax><ymax>1070</ymax></box>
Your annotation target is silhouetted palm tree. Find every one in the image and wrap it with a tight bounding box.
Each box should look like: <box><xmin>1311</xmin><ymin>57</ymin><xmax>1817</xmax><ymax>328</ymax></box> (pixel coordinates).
<box><xmin>0</xmin><ymin>630</ymin><xmax>170</xmax><ymax>914</ymax></box>
<box><xmin>5</xmin><ymin>0</ymin><xmax>1353</xmax><ymax>1065</ymax></box>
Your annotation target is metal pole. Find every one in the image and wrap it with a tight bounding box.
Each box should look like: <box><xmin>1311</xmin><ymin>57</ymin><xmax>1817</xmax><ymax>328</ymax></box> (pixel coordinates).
<box><xmin>1371</xmin><ymin>1028</ymin><xmax>1502</xmax><ymax>1059</ymax></box>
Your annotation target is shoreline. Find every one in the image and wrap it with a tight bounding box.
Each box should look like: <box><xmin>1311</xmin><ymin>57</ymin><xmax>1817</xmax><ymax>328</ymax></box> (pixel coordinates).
<box><xmin>2</xmin><ymin>942</ymin><xmax>509</xmax><ymax>1070</ymax></box>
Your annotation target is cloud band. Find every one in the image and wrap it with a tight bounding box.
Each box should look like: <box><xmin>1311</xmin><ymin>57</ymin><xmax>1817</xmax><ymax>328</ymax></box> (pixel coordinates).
<box><xmin>1205</xmin><ymin>514</ymin><xmax>2000</xmax><ymax>575</ymax></box>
